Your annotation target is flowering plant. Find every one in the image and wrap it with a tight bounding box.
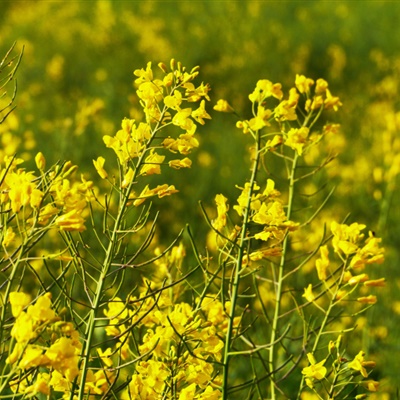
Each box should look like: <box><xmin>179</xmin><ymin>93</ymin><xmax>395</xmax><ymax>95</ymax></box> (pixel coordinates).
<box><xmin>0</xmin><ymin>45</ymin><xmax>385</xmax><ymax>399</ymax></box>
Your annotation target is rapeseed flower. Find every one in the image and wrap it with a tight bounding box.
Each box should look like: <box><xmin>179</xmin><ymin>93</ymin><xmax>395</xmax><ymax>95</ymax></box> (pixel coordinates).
<box><xmin>302</xmin><ymin>353</ymin><xmax>327</xmax><ymax>380</ymax></box>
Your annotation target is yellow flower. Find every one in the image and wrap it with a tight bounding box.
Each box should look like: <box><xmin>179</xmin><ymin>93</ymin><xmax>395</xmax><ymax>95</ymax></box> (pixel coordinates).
<box><xmin>178</xmin><ymin>383</ymin><xmax>197</xmax><ymax>400</ymax></box>
<box><xmin>136</xmin><ymin>360</ymin><xmax>169</xmax><ymax>393</ymax></box>
<box><xmin>213</xmin><ymin>99</ymin><xmax>234</xmax><ymax>112</ymax></box>
<box><xmin>35</xmin><ymin>152</ymin><xmax>46</xmax><ymax>171</ymax></box>
<box><xmin>198</xmin><ymin>386</ymin><xmax>222</xmax><ymax>400</ymax></box>
<box><xmin>24</xmin><ymin>372</ymin><xmax>50</xmax><ymax>395</ymax></box>
<box><xmin>331</xmin><ymin>221</ymin><xmax>366</xmax><ymax>256</ymax></box>
<box><xmin>9</xmin><ymin>292</ymin><xmax>31</xmax><ymax>317</ymax></box>
<box><xmin>27</xmin><ymin>293</ymin><xmax>56</xmax><ymax>323</ymax></box>
<box><xmin>168</xmin><ymin>158</ymin><xmax>192</xmax><ymax>169</ymax></box>
<box><xmin>55</xmin><ymin>209</ymin><xmax>86</xmax><ymax>232</ymax></box>
<box><xmin>302</xmin><ymin>353</ymin><xmax>327</xmax><ymax>380</ymax></box>
<box><xmin>133</xmin><ymin>61</ymin><xmax>153</xmax><ymax>84</ymax></box>
<box><xmin>172</xmin><ymin>108</ymin><xmax>194</xmax><ymax>131</ymax></box>
<box><xmin>164</xmin><ymin>90</ymin><xmax>183</xmax><ymax>110</ymax></box>
<box><xmin>45</xmin><ymin>337</ymin><xmax>80</xmax><ymax>381</ymax></box>
<box><xmin>248</xmin><ymin>79</ymin><xmax>283</xmax><ymax>103</ymax></box>
<box><xmin>316</xmin><ymin>245</ymin><xmax>330</xmax><ymax>281</ymax></box>
<box><xmin>121</xmin><ymin>167</ymin><xmax>134</xmax><ymax>189</ymax></box>
<box><xmin>192</xmin><ymin>100</ymin><xmax>211</xmax><ymax>125</ymax></box>
<box><xmin>183</xmin><ymin>81</ymin><xmax>211</xmax><ymax>102</ymax></box>
<box><xmin>302</xmin><ymin>284</ymin><xmax>315</xmax><ymax>303</ymax></box>
<box><xmin>38</xmin><ymin>203</ymin><xmax>59</xmax><ymax>225</ymax></box>
<box><xmin>348</xmin><ymin>273</ymin><xmax>369</xmax><ymax>285</ymax></box>
<box><xmin>363</xmin><ymin>380</ymin><xmax>379</xmax><ymax>392</ymax></box>
<box><xmin>315</xmin><ymin>78</ymin><xmax>328</xmax><ymax>94</ymax></box>
<box><xmin>348</xmin><ymin>351</ymin><xmax>368</xmax><ymax>377</ymax></box>
<box><xmin>357</xmin><ymin>295</ymin><xmax>377</xmax><ymax>305</ymax></box>
<box><xmin>163</xmin><ymin>131</ymin><xmax>199</xmax><ymax>155</ymax></box>
<box><xmin>93</xmin><ymin>156</ymin><xmax>108</xmax><ymax>179</ymax></box>
<box><xmin>364</xmin><ymin>278</ymin><xmax>386</xmax><ymax>287</ymax></box>
<box><xmin>97</xmin><ymin>347</ymin><xmax>113</xmax><ymax>368</ymax></box>
<box><xmin>2</xmin><ymin>226</ymin><xmax>16</xmax><ymax>248</ymax></box>
<box><xmin>295</xmin><ymin>74</ymin><xmax>314</xmax><ymax>94</ymax></box>
<box><xmin>324</xmin><ymin>88</ymin><xmax>342</xmax><ymax>111</ymax></box>
<box><xmin>19</xmin><ymin>344</ymin><xmax>47</xmax><ymax>369</ymax></box>
<box><xmin>11</xmin><ymin>312</ymin><xmax>35</xmax><ymax>343</ymax></box>
<box><xmin>284</xmin><ymin>127</ymin><xmax>309</xmax><ymax>155</ymax></box>
<box><xmin>212</xmin><ymin>194</ymin><xmax>228</xmax><ymax>231</ymax></box>
<box><xmin>140</xmin><ymin>151</ymin><xmax>165</xmax><ymax>176</ymax></box>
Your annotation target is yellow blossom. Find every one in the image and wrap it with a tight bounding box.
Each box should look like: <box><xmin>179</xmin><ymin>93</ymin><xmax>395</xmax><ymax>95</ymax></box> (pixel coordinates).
<box><xmin>212</xmin><ymin>194</ymin><xmax>228</xmax><ymax>231</ymax></box>
<box><xmin>324</xmin><ymin>88</ymin><xmax>342</xmax><ymax>111</ymax></box>
<box><xmin>315</xmin><ymin>78</ymin><xmax>329</xmax><ymax>93</ymax></box>
<box><xmin>169</xmin><ymin>158</ymin><xmax>192</xmax><ymax>169</ymax></box>
<box><xmin>348</xmin><ymin>273</ymin><xmax>369</xmax><ymax>285</ymax></box>
<box><xmin>284</xmin><ymin>127</ymin><xmax>309</xmax><ymax>155</ymax></box>
<box><xmin>192</xmin><ymin>100</ymin><xmax>211</xmax><ymax>125</ymax></box>
<box><xmin>357</xmin><ymin>295</ymin><xmax>377</xmax><ymax>305</ymax></box>
<box><xmin>140</xmin><ymin>151</ymin><xmax>165</xmax><ymax>175</ymax></box>
<box><xmin>55</xmin><ymin>209</ymin><xmax>86</xmax><ymax>232</ymax></box>
<box><xmin>274</xmin><ymin>99</ymin><xmax>298</xmax><ymax>121</ymax></box>
<box><xmin>172</xmin><ymin>108</ymin><xmax>194</xmax><ymax>130</ymax></box>
<box><xmin>302</xmin><ymin>353</ymin><xmax>327</xmax><ymax>380</ymax></box>
<box><xmin>121</xmin><ymin>167</ymin><xmax>134</xmax><ymax>189</ymax></box>
<box><xmin>35</xmin><ymin>152</ymin><xmax>46</xmax><ymax>171</ymax></box>
<box><xmin>248</xmin><ymin>79</ymin><xmax>283</xmax><ymax>103</ymax></box>
<box><xmin>213</xmin><ymin>99</ymin><xmax>234</xmax><ymax>112</ymax></box>
<box><xmin>45</xmin><ymin>337</ymin><xmax>80</xmax><ymax>381</ymax></box>
<box><xmin>364</xmin><ymin>278</ymin><xmax>386</xmax><ymax>287</ymax></box>
<box><xmin>348</xmin><ymin>351</ymin><xmax>368</xmax><ymax>377</ymax></box>
<box><xmin>9</xmin><ymin>292</ymin><xmax>31</xmax><ymax>318</ymax></box>
<box><xmin>178</xmin><ymin>383</ymin><xmax>197</xmax><ymax>400</ymax></box>
<box><xmin>316</xmin><ymin>245</ymin><xmax>329</xmax><ymax>280</ymax></box>
<box><xmin>93</xmin><ymin>156</ymin><xmax>108</xmax><ymax>179</ymax></box>
<box><xmin>295</xmin><ymin>74</ymin><xmax>314</xmax><ymax>94</ymax></box>
<box><xmin>302</xmin><ymin>284</ymin><xmax>315</xmax><ymax>303</ymax></box>
<box><xmin>2</xmin><ymin>226</ymin><xmax>16</xmax><ymax>247</ymax></box>
<box><xmin>363</xmin><ymin>380</ymin><xmax>379</xmax><ymax>392</ymax></box>
<box><xmin>133</xmin><ymin>61</ymin><xmax>153</xmax><ymax>84</ymax></box>
<box><xmin>164</xmin><ymin>90</ymin><xmax>183</xmax><ymax>110</ymax></box>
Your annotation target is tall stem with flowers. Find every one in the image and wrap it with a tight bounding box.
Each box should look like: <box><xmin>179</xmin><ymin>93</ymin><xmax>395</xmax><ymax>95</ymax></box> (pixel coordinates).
<box><xmin>212</xmin><ymin>75</ymin><xmax>384</xmax><ymax>399</ymax></box>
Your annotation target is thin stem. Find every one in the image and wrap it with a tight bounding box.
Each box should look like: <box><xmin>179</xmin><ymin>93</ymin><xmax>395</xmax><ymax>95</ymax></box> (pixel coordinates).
<box><xmin>222</xmin><ymin>131</ymin><xmax>261</xmax><ymax>400</ymax></box>
<box><xmin>269</xmin><ymin>151</ymin><xmax>299</xmax><ymax>398</ymax></box>
<box><xmin>76</xmin><ymin>103</ymin><xmax>169</xmax><ymax>399</ymax></box>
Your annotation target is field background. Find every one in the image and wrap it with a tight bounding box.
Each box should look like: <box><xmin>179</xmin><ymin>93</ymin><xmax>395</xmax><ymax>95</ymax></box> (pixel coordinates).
<box><xmin>1</xmin><ymin>1</ymin><xmax>399</xmax><ymax>397</ymax></box>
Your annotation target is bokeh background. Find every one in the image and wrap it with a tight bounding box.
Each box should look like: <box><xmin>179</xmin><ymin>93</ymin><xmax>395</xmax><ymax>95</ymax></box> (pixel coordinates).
<box><xmin>1</xmin><ymin>1</ymin><xmax>400</xmax><ymax>396</ymax></box>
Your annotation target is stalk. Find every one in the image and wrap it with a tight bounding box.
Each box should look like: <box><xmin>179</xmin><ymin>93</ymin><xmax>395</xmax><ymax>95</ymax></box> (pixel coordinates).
<box><xmin>222</xmin><ymin>130</ymin><xmax>261</xmax><ymax>399</ymax></box>
<box><xmin>76</xmin><ymin>109</ymin><xmax>167</xmax><ymax>399</ymax></box>
<box><xmin>269</xmin><ymin>152</ymin><xmax>299</xmax><ymax>398</ymax></box>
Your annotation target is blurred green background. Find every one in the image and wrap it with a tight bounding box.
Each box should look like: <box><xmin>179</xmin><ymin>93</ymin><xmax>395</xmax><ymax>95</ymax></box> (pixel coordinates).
<box><xmin>1</xmin><ymin>1</ymin><xmax>400</xmax><ymax>397</ymax></box>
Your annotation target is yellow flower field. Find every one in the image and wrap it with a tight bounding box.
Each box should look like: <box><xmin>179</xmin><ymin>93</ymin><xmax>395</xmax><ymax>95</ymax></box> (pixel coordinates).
<box><xmin>0</xmin><ymin>1</ymin><xmax>399</xmax><ymax>399</ymax></box>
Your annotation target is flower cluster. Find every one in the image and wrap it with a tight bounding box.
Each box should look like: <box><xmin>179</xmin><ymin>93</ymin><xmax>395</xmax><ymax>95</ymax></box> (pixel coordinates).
<box><xmin>220</xmin><ymin>74</ymin><xmax>342</xmax><ymax>157</ymax></box>
<box><xmin>94</xmin><ymin>60</ymin><xmax>210</xmax><ymax>208</ymax></box>
<box><xmin>0</xmin><ymin>155</ymin><xmax>90</xmax><ymax>250</ymax></box>
<box><xmin>103</xmin><ymin>287</ymin><xmax>223</xmax><ymax>399</ymax></box>
<box><xmin>302</xmin><ymin>338</ymin><xmax>378</xmax><ymax>396</ymax></box>
<box><xmin>213</xmin><ymin>179</ymin><xmax>298</xmax><ymax>256</ymax></box>
<box><xmin>6</xmin><ymin>292</ymin><xmax>84</xmax><ymax>397</ymax></box>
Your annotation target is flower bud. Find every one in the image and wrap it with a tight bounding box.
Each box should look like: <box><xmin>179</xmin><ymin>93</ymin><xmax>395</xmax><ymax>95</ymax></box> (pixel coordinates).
<box><xmin>35</xmin><ymin>152</ymin><xmax>46</xmax><ymax>171</ymax></box>
<box><xmin>158</xmin><ymin>62</ymin><xmax>168</xmax><ymax>73</ymax></box>
<box><xmin>364</xmin><ymin>278</ymin><xmax>386</xmax><ymax>287</ymax></box>
<box><xmin>357</xmin><ymin>295</ymin><xmax>377</xmax><ymax>304</ymax></box>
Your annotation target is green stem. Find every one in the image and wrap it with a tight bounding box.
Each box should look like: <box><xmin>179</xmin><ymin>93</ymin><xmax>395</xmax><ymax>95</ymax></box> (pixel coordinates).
<box><xmin>269</xmin><ymin>152</ymin><xmax>299</xmax><ymax>399</ymax></box>
<box><xmin>296</xmin><ymin>259</ymin><xmax>349</xmax><ymax>399</ymax></box>
<box><xmin>222</xmin><ymin>131</ymin><xmax>261</xmax><ymax>400</ymax></box>
<box><xmin>76</xmin><ymin>108</ymin><xmax>167</xmax><ymax>399</ymax></box>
